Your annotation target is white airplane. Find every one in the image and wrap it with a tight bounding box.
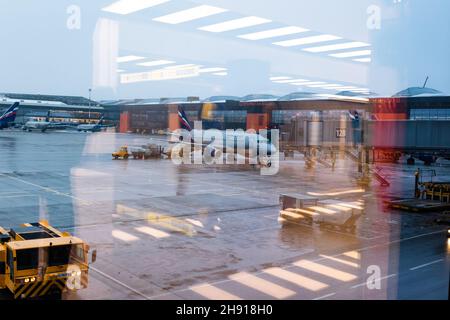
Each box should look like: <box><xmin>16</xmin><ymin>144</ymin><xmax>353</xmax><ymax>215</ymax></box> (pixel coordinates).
<box><xmin>77</xmin><ymin>116</ymin><xmax>111</xmax><ymax>132</ymax></box>
<box><xmin>23</xmin><ymin>111</ymin><xmax>72</xmax><ymax>132</ymax></box>
<box><xmin>169</xmin><ymin>107</ymin><xmax>277</xmax><ymax>167</ymax></box>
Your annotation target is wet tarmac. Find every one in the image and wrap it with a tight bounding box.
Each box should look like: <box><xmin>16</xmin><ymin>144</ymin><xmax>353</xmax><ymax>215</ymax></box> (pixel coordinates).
<box><xmin>0</xmin><ymin>130</ymin><xmax>448</xmax><ymax>300</ymax></box>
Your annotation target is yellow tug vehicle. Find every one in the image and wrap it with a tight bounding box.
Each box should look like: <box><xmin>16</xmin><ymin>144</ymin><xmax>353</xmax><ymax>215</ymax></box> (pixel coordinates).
<box><xmin>0</xmin><ymin>220</ymin><xmax>95</xmax><ymax>299</ymax></box>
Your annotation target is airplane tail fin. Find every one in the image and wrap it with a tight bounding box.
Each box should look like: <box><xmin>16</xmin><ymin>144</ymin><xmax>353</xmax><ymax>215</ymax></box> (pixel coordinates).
<box><xmin>178</xmin><ymin>106</ymin><xmax>192</xmax><ymax>131</ymax></box>
<box><xmin>97</xmin><ymin>116</ymin><xmax>105</xmax><ymax>125</ymax></box>
<box><xmin>0</xmin><ymin>102</ymin><xmax>19</xmax><ymax>122</ymax></box>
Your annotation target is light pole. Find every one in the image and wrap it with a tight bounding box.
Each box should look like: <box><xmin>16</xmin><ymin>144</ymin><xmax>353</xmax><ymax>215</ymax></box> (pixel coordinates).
<box><xmin>88</xmin><ymin>88</ymin><xmax>92</xmax><ymax>122</ymax></box>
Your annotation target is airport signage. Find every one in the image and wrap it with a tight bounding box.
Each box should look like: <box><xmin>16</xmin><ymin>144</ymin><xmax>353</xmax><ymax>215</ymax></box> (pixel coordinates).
<box><xmin>336</xmin><ymin>128</ymin><xmax>346</xmax><ymax>138</ymax></box>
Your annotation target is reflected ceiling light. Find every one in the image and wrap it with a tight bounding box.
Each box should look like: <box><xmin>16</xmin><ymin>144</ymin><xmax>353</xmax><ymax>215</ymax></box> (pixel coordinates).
<box><xmin>185</xmin><ymin>219</ymin><xmax>204</xmax><ymax>228</ymax></box>
<box><xmin>319</xmin><ymin>255</ymin><xmax>360</xmax><ymax>268</ymax></box>
<box><xmin>303</xmin><ymin>41</ymin><xmax>370</xmax><ymax>53</ymax></box>
<box><xmin>112</xmin><ymin>230</ymin><xmax>139</xmax><ymax>242</ymax></box>
<box><xmin>292</xmin><ymin>81</ymin><xmax>326</xmax><ymax>86</ymax></box>
<box><xmin>263</xmin><ymin>267</ymin><xmax>328</xmax><ymax>291</ymax></box>
<box><xmin>316</xmin><ymin>87</ymin><xmax>348</xmax><ymax>91</ymax></box>
<box><xmin>325</xmin><ymin>204</ymin><xmax>353</xmax><ymax>212</ymax></box>
<box><xmin>190</xmin><ymin>284</ymin><xmax>242</xmax><ymax>300</ymax></box>
<box><xmin>280</xmin><ymin>211</ymin><xmax>303</xmax><ymax>219</ymax></box>
<box><xmin>274</xmin><ymin>79</ymin><xmax>309</xmax><ymax>83</ymax></box>
<box><xmin>213</xmin><ymin>72</ymin><xmax>227</xmax><ymax>76</ymax></box>
<box><xmin>351</xmin><ymin>88</ymin><xmax>370</xmax><ymax>92</ymax></box>
<box><xmin>163</xmin><ymin>64</ymin><xmax>200</xmax><ymax>69</ymax></box>
<box><xmin>353</xmin><ymin>57</ymin><xmax>371</xmax><ymax>63</ymax></box>
<box><xmin>270</xmin><ymin>76</ymin><xmax>291</xmax><ymax>81</ymax></box>
<box><xmin>238</xmin><ymin>26</ymin><xmax>308</xmax><ymax>40</ymax></box>
<box><xmin>135</xmin><ymin>226</ymin><xmax>170</xmax><ymax>239</ymax></box>
<box><xmin>229</xmin><ymin>272</ymin><xmax>295</xmax><ymax>299</ymax></box>
<box><xmin>309</xmin><ymin>206</ymin><xmax>336</xmax><ymax>214</ymax></box>
<box><xmin>343</xmin><ymin>251</ymin><xmax>361</xmax><ymax>260</ymax></box>
<box><xmin>293</xmin><ymin>260</ymin><xmax>357</xmax><ymax>281</ymax></box>
<box><xmin>117</xmin><ymin>69</ymin><xmax>125</xmax><ymax>73</ymax></box>
<box><xmin>306</xmin><ymin>83</ymin><xmax>331</xmax><ymax>87</ymax></box>
<box><xmin>137</xmin><ymin>59</ymin><xmax>175</xmax><ymax>67</ymax></box>
<box><xmin>308</xmin><ymin>188</ymin><xmax>365</xmax><ymax>196</ymax></box>
<box><xmin>317</xmin><ymin>94</ymin><xmax>369</xmax><ymax>102</ymax></box>
<box><xmin>307</xmin><ymin>83</ymin><xmax>341</xmax><ymax>88</ymax></box>
<box><xmin>117</xmin><ymin>55</ymin><xmax>146</xmax><ymax>63</ymax></box>
<box><xmin>295</xmin><ymin>208</ymin><xmax>320</xmax><ymax>216</ymax></box>
<box><xmin>199</xmin><ymin>16</ymin><xmax>271</xmax><ymax>33</ymax></box>
<box><xmin>153</xmin><ymin>5</ymin><xmax>227</xmax><ymax>24</ymax></box>
<box><xmin>198</xmin><ymin>67</ymin><xmax>227</xmax><ymax>73</ymax></box>
<box><xmin>330</xmin><ymin>50</ymin><xmax>371</xmax><ymax>58</ymax></box>
<box><xmin>102</xmin><ymin>0</ymin><xmax>170</xmax><ymax>15</ymax></box>
<box><xmin>121</xmin><ymin>68</ymin><xmax>199</xmax><ymax>83</ymax></box>
<box><xmin>335</xmin><ymin>202</ymin><xmax>364</xmax><ymax>210</ymax></box>
<box><xmin>273</xmin><ymin>34</ymin><xmax>341</xmax><ymax>47</ymax></box>
<box><xmin>333</xmin><ymin>86</ymin><xmax>358</xmax><ymax>90</ymax></box>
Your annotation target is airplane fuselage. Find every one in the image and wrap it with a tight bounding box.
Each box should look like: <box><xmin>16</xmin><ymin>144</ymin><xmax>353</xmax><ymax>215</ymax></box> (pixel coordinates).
<box><xmin>77</xmin><ymin>124</ymin><xmax>101</xmax><ymax>132</ymax></box>
<box><xmin>170</xmin><ymin>129</ymin><xmax>277</xmax><ymax>159</ymax></box>
<box><xmin>23</xmin><ymin>121</ymin><xmax>69</xmax><ymax>132</ymax></box>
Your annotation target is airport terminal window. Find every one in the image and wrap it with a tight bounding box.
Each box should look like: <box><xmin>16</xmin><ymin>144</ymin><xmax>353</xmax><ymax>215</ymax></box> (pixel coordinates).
<box><xmin>185</xmin><ymin>111</ymin><xmax>198</xmax><ymax>121</ymax></box>
<box><xmin>273</xmin><ymin>110</ymin><xmax>333</xmax><ymax>124</ymax></box>
<box><xmin>48</xmin><ymin>245</ymin><xmax>71</xmax><ymax>267</ymax></box>
<box><xmin>410</xmin><ymin>109</ymin><xmax>450</xmax><ymax>120</ymax></box>
<box><xmin>16</xmin><ymin>248</ymin><xmax>39</xmax><ymax>271</ymax></box>
<box><xmin>272</xmin><ymin>110</ymin><xmax>302</xmax><ymax>124</ymax></box>
<box><xmin>226</xmin><ymin>111</ymin><xmax>247</xmax><ymax>123</ymax></box>
<box><xmin>205</xmin><ymin>110</ymin><xmax>246</xmax><ymax>123</ymax></box>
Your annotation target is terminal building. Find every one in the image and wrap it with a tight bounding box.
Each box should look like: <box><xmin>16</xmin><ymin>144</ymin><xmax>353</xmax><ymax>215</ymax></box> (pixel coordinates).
<box><xmin>2</xmin><ymin>88</ymin><xmax>449</xmax><ymax>158</ymax></box>
<box><xmin>115</xmin><ymin>88</ymin><xmax>450</xmax><ymax>133</ymax></box>
<box><xmin>116</xmin><ymin>93</ymin><xmax>369</xmax><ymax>134</ymax></box>
<box><xmin>371</xmin><ymin>87</ymin><xmax>450</xmax><ymax>120</ymax></box>
<box><xmin>0</xmin><ymin>93</ymin><xmax>118</xmax><ymax>125</ymax></box>
<box><xmin>114</xmin><ymin>88</ymin><xmax>450</xmax><ymax>160</ymax></box>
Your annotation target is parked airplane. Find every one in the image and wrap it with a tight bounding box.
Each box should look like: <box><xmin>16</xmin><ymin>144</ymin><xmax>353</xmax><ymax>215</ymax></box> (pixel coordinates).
<box><xmin>169</xmin><ymin>106</ymin><xmax>277</xmax><ymax>167</ymax></box>
<box><xmin>0</xmin><ymin>102</ymin><xmax>19</xmax><ymax>129</ymax></box>
<box><xmin>22</xmin><ymin>111</ymin><xmax>72</xmax><ymax>132</ymax></box>
<box><xmin>77</xmin><ymin>116</ymin><xmax>111</xmax><ymax>132</ymax></box>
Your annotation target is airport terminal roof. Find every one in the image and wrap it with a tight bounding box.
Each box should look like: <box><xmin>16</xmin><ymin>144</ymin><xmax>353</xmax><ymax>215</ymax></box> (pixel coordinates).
<box><xmin>102</xmin><ymin>91</ymin><xmax>372</xmax><ymax>107</ymax></box>
<box><xmin>1</xmin><ymin>93</ymin><xmax>98</xmax><ymax>106</ymax></box>
<box><xmin>393</xmin><ymin>87</ymin><xmax>443</xmax><ymax>97</ymax></box>
<box><xmin>202</xmin><ymin>96</ymin><xmax>241</xmax><ymax>103</ymax></box>
<box><xmin>277</xmin><ymin>92</ymin><xmax>319</xmax><ymax>101</ymax></box>
<box><xmin>103</xmin><ymin>97</ymin><xmax>203</xmax><ymax>106</ymax></box>
<box><xmin>336</xmin><ymin>91</ymin><xmax>377</xmax><ymax>97</ymax></box>
<box><xmin>241</xmin><ymin>94</ymin><xmax>279</xmax><ymax>102</ymax></box>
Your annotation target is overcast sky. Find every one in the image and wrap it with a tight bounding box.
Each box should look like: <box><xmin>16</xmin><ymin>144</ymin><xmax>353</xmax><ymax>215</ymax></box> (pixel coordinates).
<box><xmin>0</xmin><ymin>0</ymin><xmax>448</xmax><ymax>100</ymax></box>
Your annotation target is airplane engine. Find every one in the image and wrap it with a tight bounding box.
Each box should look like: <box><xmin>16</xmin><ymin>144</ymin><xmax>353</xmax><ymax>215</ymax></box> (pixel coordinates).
<box><xmin>259</xmin><ymin>156</ymin><xmax>272</xmax><ymax>167</ymax></box>
<box><xmin>204</xmin><ymin>145</ymin><xmax>222</xmax><ymax>160</ymax></box>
